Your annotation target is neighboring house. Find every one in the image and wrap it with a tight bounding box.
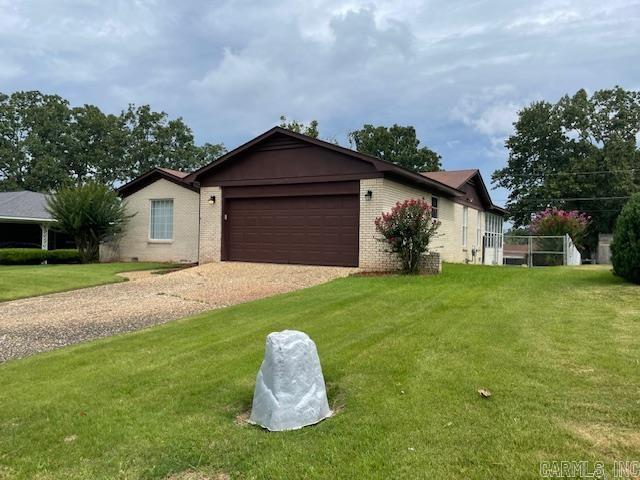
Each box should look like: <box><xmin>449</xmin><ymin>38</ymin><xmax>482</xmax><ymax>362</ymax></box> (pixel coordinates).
<box><xmin>103</xmin><ymin>127</ymin><xmax>505</xmax><ymax>270</ymax></box>
<box><xmin>0</xmin><ymin>191</ymin><xmax>74</xmax><ymax>250</ymax></box>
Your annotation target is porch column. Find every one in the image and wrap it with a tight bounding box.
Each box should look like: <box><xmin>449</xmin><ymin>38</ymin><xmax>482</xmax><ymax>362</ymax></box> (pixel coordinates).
<box><xmin>40</xmin><ymin>223</ymin><xmax>49</xmax><ymax>250</ymax></box>
<box><xmin>40</xmin><ymin>223</ymin><xmax>49</xmax><ymax>264</ymax></box>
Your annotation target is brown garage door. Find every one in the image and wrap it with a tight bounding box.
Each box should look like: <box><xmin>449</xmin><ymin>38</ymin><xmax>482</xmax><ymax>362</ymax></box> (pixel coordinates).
<box><xmin>223</xmin><ymin>194</ymin><xmax>359</xmax><ymax>267</ymax></box>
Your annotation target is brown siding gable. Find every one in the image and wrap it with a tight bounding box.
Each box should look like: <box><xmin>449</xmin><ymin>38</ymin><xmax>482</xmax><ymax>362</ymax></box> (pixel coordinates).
<box><xmin>188</xmin><ymin>127</ymin><xmax>464</xmax><ymax>198</ymax></box>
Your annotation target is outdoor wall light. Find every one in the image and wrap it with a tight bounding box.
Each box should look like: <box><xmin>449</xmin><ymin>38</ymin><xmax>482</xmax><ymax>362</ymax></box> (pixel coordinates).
<box><xmin>208</xmin><ymin>195</ymin><xmax>216</xmax><ymax>205</ymax></box>
<box><xmin>365</xmin><ymin>190</ymin><xmax>373</xmax><ymax>201</ymax></box>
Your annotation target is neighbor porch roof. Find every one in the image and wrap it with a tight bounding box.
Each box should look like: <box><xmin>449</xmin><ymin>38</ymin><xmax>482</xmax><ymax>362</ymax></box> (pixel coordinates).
<box><xmin>0</xmin><ymin>191</ymin><xmax>55</xmax><ymax>223</ymax></box>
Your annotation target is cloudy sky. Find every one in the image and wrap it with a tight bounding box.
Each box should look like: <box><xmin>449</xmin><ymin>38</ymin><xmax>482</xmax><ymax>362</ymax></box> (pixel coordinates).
<box><xmin>2</xmin><ymin>0</ymin><xmax>639</xmax><ymax>205</ymax></box>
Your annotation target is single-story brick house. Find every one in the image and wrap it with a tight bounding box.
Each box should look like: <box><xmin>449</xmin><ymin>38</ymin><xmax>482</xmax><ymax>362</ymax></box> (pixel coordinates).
<box><xmin>102</xmin><ymin>127</ymin><xmax>505</xmax><ymax>270</ymax></box>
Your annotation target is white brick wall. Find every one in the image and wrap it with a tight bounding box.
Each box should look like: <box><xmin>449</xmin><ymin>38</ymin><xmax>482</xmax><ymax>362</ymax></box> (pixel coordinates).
<box><xmin>100</xmin><ymin>178</ymin><xmax>200</xmax><ymax>263</ymax></box>
<box><xmin>198</xmin><ymin>186</ymin><xmax>222</xmax><ymax>263</ymax></box>
<box><xmin>358</xmin><ymin>178</ymin><xmax>485</xmax><ymax>269</ymax></box>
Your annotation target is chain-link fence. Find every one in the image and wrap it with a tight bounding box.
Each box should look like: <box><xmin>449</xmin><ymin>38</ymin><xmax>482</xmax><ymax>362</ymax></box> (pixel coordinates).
<box><xmin>503</xmin><ymin>235</ymin><xmax>581</xmax><ymax>267</ymax></box>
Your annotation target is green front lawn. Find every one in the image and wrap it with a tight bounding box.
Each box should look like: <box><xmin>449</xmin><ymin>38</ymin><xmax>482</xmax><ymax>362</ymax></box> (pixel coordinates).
<box><xmin>0</xmin><ymin>262</ymin><xmax>176</xmax><ymax>302</ymax></box>
<box><xmin>0</xmin><ymin>265</ymin><xmax>638</xmax><ymax>479</ymax></box>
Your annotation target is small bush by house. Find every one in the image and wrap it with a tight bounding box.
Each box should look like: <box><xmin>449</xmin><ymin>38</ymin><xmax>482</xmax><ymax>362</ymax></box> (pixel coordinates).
<box><xmin>611</xmin><ymin>193</ymin><xmax>640</xmax><ymax>284</ymax></box>
<box><xmin>0</xmin><ymin>249</ymin><xmax>81</xmax><ymax>265</ymax></box>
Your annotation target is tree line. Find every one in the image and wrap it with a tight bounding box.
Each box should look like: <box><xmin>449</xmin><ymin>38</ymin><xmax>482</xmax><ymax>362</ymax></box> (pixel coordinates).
<box><xmin>0</xmin><ymin>91</ymin><xmax>225</xmax><ymax>192</ymax></box>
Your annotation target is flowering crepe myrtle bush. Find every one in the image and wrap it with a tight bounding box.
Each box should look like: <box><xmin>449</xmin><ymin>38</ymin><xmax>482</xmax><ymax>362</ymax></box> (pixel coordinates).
<box><xmin>375</xmin><ymin>198</ymin><xmax>441</xmax><ymax>274</ymax></box>
<box><xmin>530</xmin><ymin>208</ymin><xmax>590</xmax><ymax>248</ymax></box>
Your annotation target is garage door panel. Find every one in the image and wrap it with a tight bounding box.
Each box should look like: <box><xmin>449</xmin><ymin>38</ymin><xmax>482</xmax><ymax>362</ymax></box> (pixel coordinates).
<box><xmin>224</xmin><ymin>194</ymin><xmax>359</xmax><ymax>267</ymax></box>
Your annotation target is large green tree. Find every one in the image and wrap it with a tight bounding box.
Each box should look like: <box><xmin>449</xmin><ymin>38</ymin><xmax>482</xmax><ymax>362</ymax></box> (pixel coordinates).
<box><xmin>0</xmin><ymin>91</ymin><xmax>71</xmax><ymax>192</ymax></box>
<box><xmin>349</xmin><ymin>124</ymin><xmax>441</xmax><ymax>172</ymax></box>
<box><xmin>120</xmin><ymin>104</ymin><xmax>222</xmax><ymax>181</ymax></box>
<box><xmin>65</xmin><ymin>105</ymin><xmax>127</xmax><ymax>186</ymax></box>
<box><xmin>0</xmin><ymin>91</ymin><xmax>225</xmax><ymax>192</ymax></box>
<box><xmin>493</xmin><ymin>87</ymin><xmax>640</xmax><ymax>252</ymax></box>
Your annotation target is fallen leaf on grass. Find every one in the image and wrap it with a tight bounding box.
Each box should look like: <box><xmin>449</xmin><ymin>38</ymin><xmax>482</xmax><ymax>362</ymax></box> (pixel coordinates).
<box><xmin>478</xmin><ymin>388</ymin><xmax>492</xmax><ymax>398</ymax></box>
<box><xmin>64</xmin><ymin>435</ymin><xmax>77</xmax><ymax>443</ymax></box>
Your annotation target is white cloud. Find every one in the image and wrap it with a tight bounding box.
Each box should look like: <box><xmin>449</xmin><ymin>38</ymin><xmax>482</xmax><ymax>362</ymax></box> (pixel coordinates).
<box><xmin>472</xmin><ymin>102</ymin><xmax>521</xmax><ymax>137</ymax></box>
<box><xmin>451</xmin><ymin>85</ymin><xmax>522</xmax><ymax>136</ymax></box>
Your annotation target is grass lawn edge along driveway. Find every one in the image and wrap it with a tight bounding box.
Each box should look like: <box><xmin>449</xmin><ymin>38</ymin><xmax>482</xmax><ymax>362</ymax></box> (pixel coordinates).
<box><xmin>0</xmin><ymin>262</ymin><xmax>177</xmax><ymax>302</ymax></box>
<box><xmin>0</xmin><ymin>264</ymin><xmax>638</xmax><ymax>479</ymax></box>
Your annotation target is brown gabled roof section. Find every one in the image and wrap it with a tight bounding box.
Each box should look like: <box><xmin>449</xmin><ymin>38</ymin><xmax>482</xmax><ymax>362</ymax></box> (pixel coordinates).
<box><xmin>421</xmin><ymin>169</ymin><xmax>478</xmax><ymax>190</ymax></box>
<box><xmin>118</xmin><ymin>167</ymin><xmax>198</xmax><ymax>198</ymax></box>
<box><xmin>157</xmin><ymin>167</ymin><xmax>190</xmax><ymax>179</ymax></box>
<box><xmin>420</xmin><ymin>169</ymin><xmax>506</xmax><ymax>215</ymax></box>
<box><xmin>186</xmin><ymin>126</ymin><xmax>465</xmax><ymax>198</ymax></box>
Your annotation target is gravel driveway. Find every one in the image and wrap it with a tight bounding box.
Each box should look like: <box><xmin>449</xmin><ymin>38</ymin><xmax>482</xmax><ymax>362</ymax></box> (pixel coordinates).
<box><xmin>0</xmin><ymin>262</ymin><xmax>354</xmax><ymax>362</ymax></box>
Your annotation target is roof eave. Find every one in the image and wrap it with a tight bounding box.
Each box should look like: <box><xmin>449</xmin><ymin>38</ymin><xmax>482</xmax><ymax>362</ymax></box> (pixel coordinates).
<box><xmin>0</xmin><ymin>215</ymin><xmax>55</xmax><ymax>223</ymax></box>
<box><xmin>470</xmin><ymin>171</ymin><xmax>506</xmax><ymax>213</ymax></box>
<box><xmin>118</xmin><ymin>168</ymin><xmax>199</xmax><ymax>197</ymax></box>
<box><xmin>489</xmin><ymin>204</ymin><xmax>507</xmax><ymax>215</ymax></box>
<box><xmin>381</xmin><ymin>170</ymin><xmax>465</xmax><ymax>197</ymax></box>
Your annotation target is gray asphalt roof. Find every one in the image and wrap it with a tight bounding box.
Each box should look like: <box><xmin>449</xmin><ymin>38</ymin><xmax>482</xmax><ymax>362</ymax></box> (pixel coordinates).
<box><xmin>0</xmin><ymin>191</ymin><xmax>53</xmax><ymax>221</ymax></box>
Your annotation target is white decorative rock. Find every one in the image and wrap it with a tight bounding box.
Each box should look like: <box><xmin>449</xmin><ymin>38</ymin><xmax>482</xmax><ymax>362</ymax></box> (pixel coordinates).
<box><xmin>249</xmin><ymin>330</ymin><xmax>332</xmax><ymax>431</ymax></box>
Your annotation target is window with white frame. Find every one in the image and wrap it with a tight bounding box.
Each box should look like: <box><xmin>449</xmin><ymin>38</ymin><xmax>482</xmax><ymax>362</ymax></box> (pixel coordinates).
<box><xmin>150</xmin><ymin>199</ymin><xmax>174</xmax><ymax>240</ymax></box>
<box><xmin>476</xmin><ymin>211</ymin><xmax>482</xmax><ymax>248</ymax></box>
<box><xmin>462</xmin><ymin>206</ymin><xmax>468</xmax><ymax>248</ymax></box>
<box><xmin>431</xmin><ymin>196</ymin><xmax>439</xmax><ymax>218</ymax></box>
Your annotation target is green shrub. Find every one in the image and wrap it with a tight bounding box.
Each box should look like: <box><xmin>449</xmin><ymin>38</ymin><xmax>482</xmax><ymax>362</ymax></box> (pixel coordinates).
<box><xmin>611</xmin><ymin>193</ymin><xmax>640</xmax><ymax>284</ymax></box>
<box><xmin>0</xmin><ymin>249</ymin><xmax>80</xmax><ymax>265</ymax></box>
<box><xmin>47</xmin><ymin>249</ymin><xmax>81</xmax><ymax>264</ymax></box>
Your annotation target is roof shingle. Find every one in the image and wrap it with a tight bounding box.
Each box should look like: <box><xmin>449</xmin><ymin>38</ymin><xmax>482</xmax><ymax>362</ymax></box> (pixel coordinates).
<box><xmin>0</xmin><ymin>191</ymin><xmax>53</xmax><ymax>221</ymax></box>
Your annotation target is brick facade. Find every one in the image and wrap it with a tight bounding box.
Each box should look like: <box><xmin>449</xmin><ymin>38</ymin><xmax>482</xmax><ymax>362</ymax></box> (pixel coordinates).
<box><xmin>198</xmin><ymin>186</ymin><xmax>222</xmax><ymax>263</ymax></box>
<box><xmin>358</xmin><ymin>178</ymin><xmax>485</xmax><ymax>271</ymax></box>
<box><xmin>100</xmin><ymin>178</ymin><xmax>200</xmax><ymax>263</ymax></box>
<box><xmin>421</xmin><ymin>252</ymin><xmax>442</xmax><ymax>274</ymax></box>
